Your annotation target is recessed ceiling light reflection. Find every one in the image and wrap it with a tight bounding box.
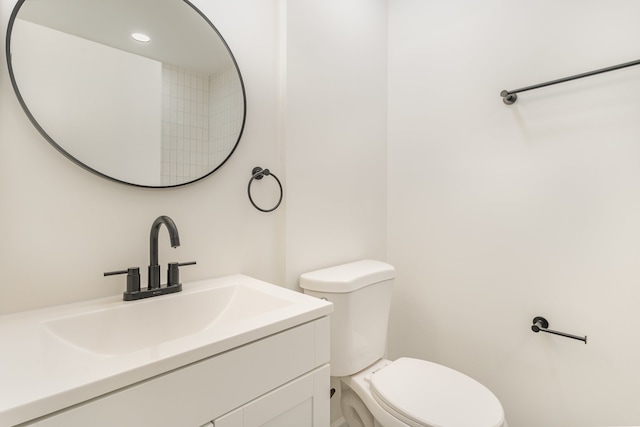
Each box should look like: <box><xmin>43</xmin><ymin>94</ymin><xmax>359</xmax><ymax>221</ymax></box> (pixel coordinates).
<box><xmin>131</xmin><ymin>33</ymin><xmax>151</xmax><ymax>43</ymax></box>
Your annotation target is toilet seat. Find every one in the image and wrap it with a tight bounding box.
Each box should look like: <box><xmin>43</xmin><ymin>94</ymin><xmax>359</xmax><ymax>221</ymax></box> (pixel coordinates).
<box><xmin>370</xmin><ymin>358</ymin><xmax>505</xmax><ymax>427</ymax></box>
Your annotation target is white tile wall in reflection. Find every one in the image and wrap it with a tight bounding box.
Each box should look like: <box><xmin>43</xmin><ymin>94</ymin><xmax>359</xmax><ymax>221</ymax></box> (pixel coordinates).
<box><xmin>160</xmin><ymin>64</ymin><xmax>242</xmax><ymax>186</ymax></box>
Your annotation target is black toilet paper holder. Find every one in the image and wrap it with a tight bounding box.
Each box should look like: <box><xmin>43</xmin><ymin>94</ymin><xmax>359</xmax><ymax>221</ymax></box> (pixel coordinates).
<box><xmin>531</xmin><ymin>316</ymin><xmax>587</xmax><ymax>344</ymax></box>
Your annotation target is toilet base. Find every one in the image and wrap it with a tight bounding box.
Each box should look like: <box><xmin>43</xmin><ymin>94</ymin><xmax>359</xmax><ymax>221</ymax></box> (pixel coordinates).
<box><xmin>340</xmin><ymin>385</ymin><xmax>375</xmax><ymax>427</ymax></box>
<box><xmin>340</xmin><ymin>359</ymin><xmax>411</xmax><ymax>427</ymax></box>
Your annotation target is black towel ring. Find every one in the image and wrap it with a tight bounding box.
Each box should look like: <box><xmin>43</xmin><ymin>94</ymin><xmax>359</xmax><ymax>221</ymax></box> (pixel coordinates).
<box><xmin>247</xmin><ymin>166</ymin><xmax>283</xmax><ymax>212</ymax></box>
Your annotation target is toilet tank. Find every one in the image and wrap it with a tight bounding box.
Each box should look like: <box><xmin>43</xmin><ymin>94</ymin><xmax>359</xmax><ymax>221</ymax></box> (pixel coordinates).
<box><xmin>300</xmin><ymin>260</ymin><xmax>395</xmax><ymax>377</ymax></box>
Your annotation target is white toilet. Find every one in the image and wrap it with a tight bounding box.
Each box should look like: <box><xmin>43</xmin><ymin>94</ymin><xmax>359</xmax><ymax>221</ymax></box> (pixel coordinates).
<box><xmin>300</xmin><ymin>260</ymin><xmax>507</xmax><ymax>427</ymax></box>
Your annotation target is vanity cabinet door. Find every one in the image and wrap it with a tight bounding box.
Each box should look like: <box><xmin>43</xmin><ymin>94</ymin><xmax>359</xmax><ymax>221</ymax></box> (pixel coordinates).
<box><xmin>214</xmin><ymin>365</ymin><xmax>330</xmax><ymax>427</ymax></box>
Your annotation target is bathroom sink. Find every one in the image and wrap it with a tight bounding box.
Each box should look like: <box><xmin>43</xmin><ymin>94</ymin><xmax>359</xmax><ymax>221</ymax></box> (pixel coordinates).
<box><xmin>0</xmin><ymin>274</ymin><xmax>333</xmax><ymax>426</ymax></box>
<box><xmin>44</xmin><ymin>282</ymin><xmax>292</xmax><ymax>356</ymax></box>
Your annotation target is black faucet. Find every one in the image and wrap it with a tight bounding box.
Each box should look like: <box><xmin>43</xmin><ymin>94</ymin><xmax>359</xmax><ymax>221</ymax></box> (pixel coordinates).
<box><xmin>148</xmin><ymin>215</ymin><xmax>181</xmax><ymax>290</ymax></box>
<box><xmin>104</xmin><ymin>215</ymin><xmax>195</xmax><ymax>301</ymax></box>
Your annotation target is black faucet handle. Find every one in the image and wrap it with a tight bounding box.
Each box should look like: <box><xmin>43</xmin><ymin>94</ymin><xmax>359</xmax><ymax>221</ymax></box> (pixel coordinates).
<box><xmin>167</xmin><ymin>261</ymin><xmax>196</xmax><ymax>287</ymax></box>
<box><xmin>104</xmin><ymin>267</ymin><xmax>141</xmax><ymax>293</ymax></box>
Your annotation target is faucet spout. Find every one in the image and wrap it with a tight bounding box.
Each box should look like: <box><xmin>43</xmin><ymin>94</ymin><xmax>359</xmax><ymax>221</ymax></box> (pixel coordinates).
<box><xmin>148</xmin><ymin>215</ymin><xmax>180</xmax><ymax>289</ymax></box>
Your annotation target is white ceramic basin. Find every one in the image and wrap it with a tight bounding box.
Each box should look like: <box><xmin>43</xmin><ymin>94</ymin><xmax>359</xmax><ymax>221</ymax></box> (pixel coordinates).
<box><xmin>0</xmin><ymin>274</ymin><xmax>333</xmax><ymax>427</ymax></box>
<box><xmin>44</xmin><ymin>282</ymin><xmax>292</xmax><ymax>355</ymax></box>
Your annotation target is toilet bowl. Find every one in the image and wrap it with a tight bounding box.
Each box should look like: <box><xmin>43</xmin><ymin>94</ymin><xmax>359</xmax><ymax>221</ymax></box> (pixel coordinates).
<box><xmin>300</xmin><ymin>260</ymin><xmax>507</xmax><ymax>427</ymax></box>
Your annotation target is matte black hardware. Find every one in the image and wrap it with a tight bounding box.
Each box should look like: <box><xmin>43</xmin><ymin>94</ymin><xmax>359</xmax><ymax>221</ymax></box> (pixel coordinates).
<box><xmin>531</xmin><ymin>316</ymin><xmax>587</xmax><ymax>344</ymax></box>
<box><xmin>149</xmin><ymin>216</ymin><xmax>181</xmax><ymax>290</ymax></box>
<box><xmin>122</xmin><ymin>283</ymin><xmax>183</xmax><ymax>301</ymax></box>
<box><xmin>104</xmin><ymin>266</ymin><xmax>183</xmax><ymax>301</ymax></box>
<box><xmin>501</xmin><ymin>58</ymin><xmax>640</xmax><ymax>105</ymax></box>
<box><xmin>167</xmin><ymin>261</ymin><xmax>197</xmax><ymax>287</ymax></box>
<box><xmin>248</xmin><ymin>166</ymin><xmax>283</xmax><ymax>212</ymax></box>
<box><xmin>105</xmin><ymin>216</ymin><xmax>189</xmax><ymax>301</ymax></box>
<box><xmin>330</xmin><ymin>388</ymin><xmax>336</xmax><ymax>398</ymax></box>
<box><xmin>104</xmin><ymin>267</ymin><xmax>140</xmax><ymax>294</ymax></box>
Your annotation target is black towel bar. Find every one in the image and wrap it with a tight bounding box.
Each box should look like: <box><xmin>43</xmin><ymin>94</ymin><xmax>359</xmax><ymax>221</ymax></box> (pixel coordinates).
<box><xmin>501</xmin><ymin>58</ymin><xmax>640</xmax><ymax>105</ymax></box>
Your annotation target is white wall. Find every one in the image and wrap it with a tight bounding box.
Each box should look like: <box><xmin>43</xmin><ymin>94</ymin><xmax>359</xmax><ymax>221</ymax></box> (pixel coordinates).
<box><xmin>0</xmin><ymin>0</ymin><xmax>283</xmax><ymax>314</ymax></box>
<box><xmin>284</xmin><ymin>0</ymin><xmax>388</xmax><ymax>289</ymax></box>
<box><xmin>387</xmin><ymin>1</ymin><xmax>640</xmax><ymax>426</ymax></box>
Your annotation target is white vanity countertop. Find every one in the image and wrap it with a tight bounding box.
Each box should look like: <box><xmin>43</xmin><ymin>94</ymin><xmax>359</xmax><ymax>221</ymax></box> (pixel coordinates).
<box><xmin>0</xmin><ymin>274</ymin><xmax>333</xmax><ymax>426</ymax></box>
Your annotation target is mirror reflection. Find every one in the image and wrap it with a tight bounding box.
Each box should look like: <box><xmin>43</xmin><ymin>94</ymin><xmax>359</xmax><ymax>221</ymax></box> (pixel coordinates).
<box><xmin>8</xmin><ymin>0</ymin><xmax>246</xmax><ymax>187</ymax></box>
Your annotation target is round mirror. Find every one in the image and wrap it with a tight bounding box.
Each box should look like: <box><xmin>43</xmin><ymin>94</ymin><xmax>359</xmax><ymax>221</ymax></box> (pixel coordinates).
<box><xmin>6</xmin><ymin>0</ymin><xmax>246</xmax><ymax>187</ymax></box>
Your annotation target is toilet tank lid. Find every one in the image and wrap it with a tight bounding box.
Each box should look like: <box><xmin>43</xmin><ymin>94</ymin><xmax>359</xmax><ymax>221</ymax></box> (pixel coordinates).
<box><xmin>300</xmin><ymin>260</ymin><xmax>395</xmax><ymax>293</ymax></box>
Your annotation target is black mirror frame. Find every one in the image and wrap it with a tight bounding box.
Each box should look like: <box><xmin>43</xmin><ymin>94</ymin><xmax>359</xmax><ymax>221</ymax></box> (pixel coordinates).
<box><xmin>5</xmin><ymin>0</ymin><xmax>247</xmax><ymax>188</ymax></box>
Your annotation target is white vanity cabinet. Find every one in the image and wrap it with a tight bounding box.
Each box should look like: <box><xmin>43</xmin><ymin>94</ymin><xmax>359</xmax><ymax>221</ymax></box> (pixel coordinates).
<box><xmin>26</xmin><ymin>317</ymin><xmax>330</xmax><ymax>427</ymax></box>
